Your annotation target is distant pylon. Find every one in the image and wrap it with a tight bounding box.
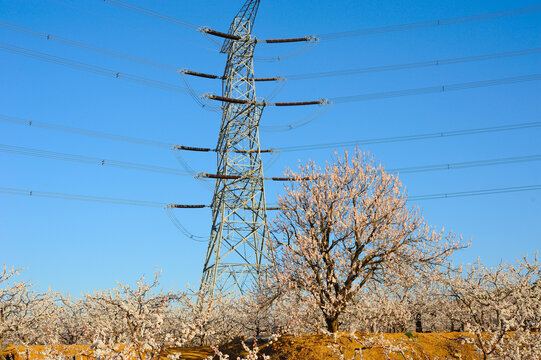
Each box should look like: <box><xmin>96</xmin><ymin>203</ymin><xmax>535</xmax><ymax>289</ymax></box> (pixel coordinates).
<box><xmin>201</xmin><ymin>0</ymin><xmax>273</xmax><ymax>294</ymax></box>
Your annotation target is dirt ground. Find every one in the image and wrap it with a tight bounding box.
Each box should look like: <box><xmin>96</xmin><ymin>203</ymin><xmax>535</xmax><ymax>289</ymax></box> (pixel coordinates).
<box><xmin>195</xmin><ymin>332</ymin><xmax>478</xmax><ymax>360</ymax></box>
<box><xmin>2</xmin><ymin>333</ymin><xmax>479</xmax><ymax>360</ymax></box>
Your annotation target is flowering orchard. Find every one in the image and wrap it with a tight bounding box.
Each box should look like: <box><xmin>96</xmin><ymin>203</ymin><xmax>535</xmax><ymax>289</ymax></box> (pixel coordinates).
<box><xmin>1</xmin><ymin>149</ymin><xmax>540</xmax><ymax>359</ymax></box>
<box><xmin>1</xmin><ymin>260</ymin><xmax>539</xmax><ymax>359</ymax></box>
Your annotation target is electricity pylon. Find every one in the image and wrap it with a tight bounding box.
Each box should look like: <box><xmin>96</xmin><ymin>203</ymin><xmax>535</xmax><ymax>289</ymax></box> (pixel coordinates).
<box><xmin>201</xmin><ymin>0</ymin><xmax>272</xmax><ymax>294</ymax></box>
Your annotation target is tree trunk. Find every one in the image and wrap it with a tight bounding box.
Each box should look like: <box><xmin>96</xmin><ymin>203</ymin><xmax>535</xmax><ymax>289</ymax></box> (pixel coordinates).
<box><xmin>325</xmin><ymin>316</ymin><xmax>339</xmax><ymax>333</ymax></box>
<box><xmin>415</xmin><ymin>312</ymin><xmax>423</xmax><ymax>333</ymax></box>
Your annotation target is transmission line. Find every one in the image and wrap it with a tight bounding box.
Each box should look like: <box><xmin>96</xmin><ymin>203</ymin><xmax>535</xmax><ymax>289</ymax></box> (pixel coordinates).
<box><xmin>0</xmin><ymin>186</ymin><xmax>207</xmax><ymax>240</ymax></box>
<box><xmin>47</xmin><ymin>1</ymin><xmax>541</xmax><ymax>64</ymax></box>
<box><xmin>0</xmin><ymin>144</ymin><xmax>293</xmax><ymax>180</ymax></box>
<box><xmin>190</xmin><ymin>155</ymin><xmax>541</xmax><ymax>177</ymax></box>
<box><xmin>4</xmin><ymin>114</ymin><xmax>539</xmax><ymax>155</ymax></box>
<box><xmin>52</xmin><ymin>0</ymin><xmax>312</xmax><ymax>62</ymax></box>
<box><xmin>270</xmin><ymin>71</ymin><xmax>541</xmax><ymax>130</ymax></box>
<box><xmin>0</xmin><ymin>21</ymin><xmax>180</xmax><ymax>72</ymax></box>
<box><xmin>276</xmin><ymin>121</ymin><xmax>541</xmax><ymax>152</ymax></box>
<box><xmin>103</xmin><ymin>0</ymin><xmax>199</xmax><ymax>29</ymax></box>
<box><xmin>0</xmin><ymin>42</ymin><xmax>189</xmax><ymax>94</ymax></box>
<box><xmin>330</xmin><ymin>73</ymin><xmax>541</xmax><ymax>104</ymax></box>
<box><xmin>318</xmin><ymin>4</ymin><xmax>541</xmax><ymax>40</ymax></box>
<box><xmin>0</xmin><ymin>187</ymin><xmax>169</xmax><ymax>207</ymax></box>
<box><xmin>408</xmin><ymin>185</ymin><xmax>541</xmax><ymax>201</ymax></box>
<box><xmin>52</xmin><ymin>0</ymin><xmax>219</xmax><ymax>52</ymax></box>
<box><xmin>4</xmin><ymin>143</ymin><xmax>538</xmax><ymax>178</ymax></box>
<box><xmin>4</xmin><ymin>42</ymin><xmax>539</xmax><ymax>106</ymax></box>
<box><xmin>176</xmin><ymin>47</ymin><xmax>541</xmax><ymax>82</ymax></box>
<box><xmin>2</xmin><ymin>183</ymin><xmax>538</xmax><ymax>240</ymax></box>
<box><xmin>101</xmin><ymin>1</ymin><xmax>541</xmax><ymax>46</ymax></box>
<box><xmin>285</xmin><ymin>47</ymin><xmax>541</xmax><ymax>80</ymax></box>
<box><xmin>103</xmin><ymin>0</ymin><xmax>314</xmax><ymax>44</ymax></box>
<box><xmin>0</xmin><ymin>115</ymin><xmax>174</xmax><ymax>148</ymax></box>
<box><xmin>203</xmin><ymin>72</ymin><xmax>541</xmax><ymax>108</ymax></box>
<box><xmin>165</xmin><ymin>206</ymin><xmax>207</xmax><ymax>242</ymax></box>
<box><xmin>0</xmin><ymin>144</ymin><xmax>192</xmax><ymax>176</ymax></box>
<box><xmin>389</xmin><ymin>154</ymin><xmax>541</xmax><ymax>174</ymax></box>
<box><xmin>2</xmin><ymin>185</ymin><xmax>539</xmax><ymax>207</ymax></box>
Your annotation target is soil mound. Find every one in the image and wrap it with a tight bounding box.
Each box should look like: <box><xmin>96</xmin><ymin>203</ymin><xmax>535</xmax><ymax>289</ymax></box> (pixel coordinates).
<box><xmin>1</xmin><ymin>333</ymin><xmax>478</xmax><ymax>360</ymax></box>
<box><xmin>207</xmin><ymin>332</ymin><xmax>477</xmax><ymax>360</ymax></box>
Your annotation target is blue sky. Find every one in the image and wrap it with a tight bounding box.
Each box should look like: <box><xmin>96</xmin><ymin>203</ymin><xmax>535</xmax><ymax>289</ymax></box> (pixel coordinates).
<box><xmin>1</xmin><ymin>0</ymin><xmax>540</xmax><ymax>294</ymax></box>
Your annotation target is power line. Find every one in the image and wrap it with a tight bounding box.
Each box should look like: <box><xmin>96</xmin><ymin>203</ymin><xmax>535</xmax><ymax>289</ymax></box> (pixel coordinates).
<box><xmin>20</xmin><ymin>1</ymin><xmax>541</xmax><ymax>66</ymax></box>
<box><xmin>191</xmin><ymin>155</ymin><xmax>541</xmax><ymax>177</ymax></box>
<box><xmin>318</xmin><ymin>4</ymin><xmax>541</xmax><ymax>40</ymax></box>
<box><xmin>103</xmin><ymin>0</ymin><xmax>200</xmax><ymax>30</ymax></box>
<box><xmin>0</xmin><ymin>187</ymin><xmax>169</xmax><ymax>207</ymax></box>
<box><xmin>0</xmin><ymin>144</ymin><xmax>192</xmax><ymax>176</ymax></box>
<box><xmin>52</xmin><ymin>0</ymin><xmax>312</xmax><ymax>62</ymax></box>
<box><xmin>51</xmin><ymin>0</ymin><xmax>220</xmax><ymax>52</ymax></box>
<box><xmin>192</xmin><ymin>73</ymin><xmax>541</xmax><ymax>120</ymax></box>
<box><xmin>408</xmin><ymin>185</ymin><xmax>541</xmax><ymax>201</ymax></box>
<box><xmin>286</xmin><ymin>47</ymin><xmax>541</xmax><ymax>80</ymax></box>
<box><xmin>101</xmin><ymin>1</ymin><xmax>541</xmax><ymax>46</ymax></box>
<box><xmin>330</xmin><ymin>73</ymin><xmax>541</xmax><ymax>104</ymax></box>
<box><xmin>0</xmin><ymin>42</ymin><xmax>189</xmax><ymax>94</ymax></box>
<box><xmin>3</xmin><ymin>143</ymin><xmax>538</xmax><ymax>178</ymax></box>
<box><xmin>0</xmin><ymin>114</ymin><xmax>174</xmax><ymax>148</ymax></box>
<box><xmin>103</xmin><ymin>0</ymin><xmax>313</xmax><ymax>46</ymax></box>
<box><xmin>0</xmin><ymin>21</ymin><xmax>180</xmax><ymax>72</ymax></box>
<box><xmin>0</xmin><ymin>186</ymin><xmax>207</xmax><ymax>241</ymax></box>
<box><xmin>3</xmin><ymin>114</ymin><xmax>539</xmax><ymax>154</ymax></box>
<box><xmin>2</xmin><ymin>185</ymin><xmax>539</xmax><ymax>207</ymax></box>
<box><xmin>389</xmin><ymin>154</ymin><xmax>541</xmax><ymax>174</ymax></box>
<box><xmin>165</xmin><ymin>206</ymin><xmax>207</xmax><ymax>242</ymax></box>
<box><xmin>4</xmin><ymin>42</ymin><xmax>539</xmax><ymax>105</ymax></box>
<box><xmin>277</xmin><ymin>122</ymin><xmax>541</xmax><ymax>152</ymax></box>
<box><xmin>0</xmin><ymin>143</ymin><xmax>294</xmax><ymax>180</ymax></box>
<box><xmin>202</xmin><ymin>73</ymin><xmax>541</xmax><ymax>111</ymax></box>
<box><xmin>0</xmin><ymin>187</ymin><xmax>269</xmax><ymax>210</ymax></box>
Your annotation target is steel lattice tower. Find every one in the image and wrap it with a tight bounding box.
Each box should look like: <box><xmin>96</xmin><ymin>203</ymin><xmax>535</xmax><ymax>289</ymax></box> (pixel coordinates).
<box><xmin>201</xmin><ymin>0</ymin><xmax>272</xmax><ymax>293</ymax></box>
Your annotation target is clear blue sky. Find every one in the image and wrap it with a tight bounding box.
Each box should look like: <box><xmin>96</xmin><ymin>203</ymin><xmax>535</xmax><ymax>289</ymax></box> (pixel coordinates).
<box><xmin>1</xmin><ymin>0</ymin><xmax>540</xmax><ymax>295</ymax></box>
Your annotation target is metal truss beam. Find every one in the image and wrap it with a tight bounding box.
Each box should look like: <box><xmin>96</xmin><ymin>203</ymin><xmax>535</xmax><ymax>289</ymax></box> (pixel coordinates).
<box><xmin>201</xmin><ymin>0</ymin><xmax>273</xmax><ymax>294</ymax></box>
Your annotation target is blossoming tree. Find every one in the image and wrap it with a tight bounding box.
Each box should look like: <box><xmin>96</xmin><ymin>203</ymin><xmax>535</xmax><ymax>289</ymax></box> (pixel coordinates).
<box><xmin>271</xmin><ymin>149</ymin><xmax>465</xmax><ymax>332</ymax></box>
<box><xmin>443</xmin><ymin>256</ymin><xmax>541</xmax><ymax>359</ymax></box>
